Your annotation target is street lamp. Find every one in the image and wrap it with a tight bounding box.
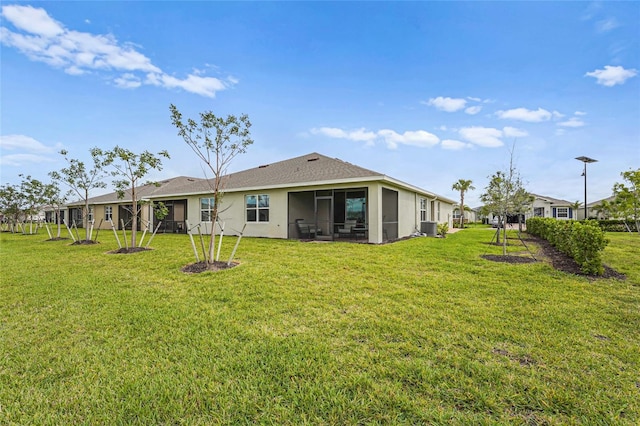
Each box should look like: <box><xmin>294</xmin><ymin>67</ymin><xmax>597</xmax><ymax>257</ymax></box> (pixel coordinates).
<box><xmin>575</xmin><ymin>156</ymin><xmax>597</xmax><ymax>220</ymax></box>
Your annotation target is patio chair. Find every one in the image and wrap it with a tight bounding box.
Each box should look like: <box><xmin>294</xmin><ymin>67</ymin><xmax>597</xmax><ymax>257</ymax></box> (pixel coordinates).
<box><xmin>337</xmin><ymin>219</ymin><xmax>357</xmax><ymax>238</ymax></box>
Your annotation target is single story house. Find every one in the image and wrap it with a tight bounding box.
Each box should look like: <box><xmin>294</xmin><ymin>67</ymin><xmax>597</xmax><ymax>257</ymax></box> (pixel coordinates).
<box><xmin>529</xmin><ymin>193</ymin><xmax>580</xmax><ymax>220</ymax></box>
<box><xmin>586</xmin><ymin>195</ymin><xmax>617</xmax><ymax>219</ymax></box>
<box><xmin>61</xmin><ymin>152</ymin><xmax>456</xmax><ymax>243</ymax></box>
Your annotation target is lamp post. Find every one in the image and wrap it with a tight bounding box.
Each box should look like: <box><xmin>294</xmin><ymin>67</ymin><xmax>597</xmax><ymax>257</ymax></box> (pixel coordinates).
<box><xmin>575</xmin><ymin>156</ymin><xmax>597</xmax><ymax>220</ymax></box>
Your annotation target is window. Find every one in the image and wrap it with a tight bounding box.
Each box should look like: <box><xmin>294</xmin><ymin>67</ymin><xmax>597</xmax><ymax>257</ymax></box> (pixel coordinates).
<box><xmin>420</xmin><ymin>198</ymin><xmax>426</xmax><ymax>222</ymax></box>
<box><xmin>105</xmin><ymin>206</ymin><xmax>113</xmax><ymax>221</ymax></box>
<box><xmin>437</xmin><ymin>202</ymin><xmax>441</xmax><ymax>221</ymax></box>
<box><xmin>453</xmin><ymin>209</ymin><xmax>462</xmax><ymax>219</ymax></box>
<box><xmin>88</xmin><ymin>207</ymin><xmax>94</xmax><ymax>222</ymax></box>
<box><xmin>534</xmin><ymin>207</ymin><xmax>544</xmax><ymax>217</ymax></box>
<box><xmin>346</xmin><ymin>191</ymin><xmax>366</xmax><ymax>222</ymax></box>
<box><xmin>246</xmin><ymin>194</ymin><xmax>269</xmax><ymax>222</ymax></box>
<box><xmin>200</xmin><ymin>197</ymin><xmax>216</xmax><ymax>222</ymax></box>
<box><xmin>556</xmin><ymin>207</ymin><xmax>569</xmax><ymax>218</ymax></box>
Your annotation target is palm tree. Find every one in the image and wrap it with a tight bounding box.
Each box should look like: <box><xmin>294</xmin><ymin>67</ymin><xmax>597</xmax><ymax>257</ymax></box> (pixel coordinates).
<box><xmin>570</xmin><ymin>200</ymin><xmax>582</xmax><ymax>220</ymax></box>
<box><xmin>452</xmin><ymin>179</ymin><xmax>475</xmax><ymax>229</ymax></box>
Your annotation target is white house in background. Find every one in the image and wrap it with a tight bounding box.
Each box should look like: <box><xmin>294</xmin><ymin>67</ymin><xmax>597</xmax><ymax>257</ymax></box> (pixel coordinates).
<box><xmin>529</xmin><ymin>193</ymin><xmax>580</xmax><ymax>220</ymax></box>
<box><xmin>61</xmin><ymin>152</ymin><xmax>457</xmax><ymax>243</ymax></box>
<box><xmin>452</xmin><ymin>205</ymin><xmax>477</xmax><ymax>224</ymax></box>
<box><xmin>586</xmin><ymin>195</ymin><xmax>617</xmax><ymax>219</ymax></box>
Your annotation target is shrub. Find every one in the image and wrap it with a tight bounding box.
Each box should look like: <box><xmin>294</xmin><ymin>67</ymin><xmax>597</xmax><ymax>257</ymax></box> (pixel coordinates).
<box><xmin>526</xmin><ymin>218</ymin><xmax>609</xmax><ymax>275</ymax></box>
<box><xmin>596</xmin><ymin>219</ymin><xmax>639</xmax><ymax>233</ymax></box>
<box><xmin>437</xmin><ymin>222</ymin><xmax>449</xmax><ymax>237</ymax></box>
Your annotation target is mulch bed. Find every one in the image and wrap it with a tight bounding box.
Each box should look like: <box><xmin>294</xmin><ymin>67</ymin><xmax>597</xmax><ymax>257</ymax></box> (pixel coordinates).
<box><xmin>71</xmin><ymin>240</ymin><xmax>100</xmax><ymax>245</ymax></box>
<box><xmin>109</xmin><ymin>247</ymin><xmax>151</xmax><ymax>254</ymax></box>
<box><xmin>45</xmin><ymin>237</ymin><xmax>70</xmax><ymax>242</ymax></box>
<box><xmin>482</xmin><ymin>235</ymin><xmax>626</xmax><ymax>280</ymax></box>
<box><xmin>182</xmin><ymin>261</ymin><xmax>239</xmax><ymax>273</ymax></box>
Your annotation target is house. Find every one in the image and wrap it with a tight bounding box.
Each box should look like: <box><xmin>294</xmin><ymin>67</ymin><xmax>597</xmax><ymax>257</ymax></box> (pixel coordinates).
<box><xmin>452</xmin><ymin>205</ymin><xmax>477</xmax><ymax>224</ymax></box>
<box><xmin>586</xmin><ymin>195</ymin><xmax>617</xmax><ymax>219</ymax></box>
<box><xmin>63</xmin><ymin>152</ymin><xmax>456</xmax><ymax>243</ymax></box>
<box><xmin>528</xmin><ymin>193</ymin><xmax>579</xmax><ymax>220</ymax></box>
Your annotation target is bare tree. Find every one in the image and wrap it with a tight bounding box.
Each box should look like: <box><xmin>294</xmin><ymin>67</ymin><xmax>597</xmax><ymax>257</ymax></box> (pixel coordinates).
<box><xmin>169</xmin><ymin>104</ymin><xmax>253</xmax><ymax>264</ymax></box>
<box><xmin>42</xmin><ymin>178</ymin><xmax>70</xmax><ymax>239</ymax></box>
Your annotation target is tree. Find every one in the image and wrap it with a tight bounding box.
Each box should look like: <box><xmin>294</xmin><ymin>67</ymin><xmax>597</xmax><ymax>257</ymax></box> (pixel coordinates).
<box><xmin>43</xmin><ymin>176</ymin><xmax>71</xmax><ymax>239</ymax></box>
<box><xmin>0</xmin><ymin>183</ymin><xmax>25</xmax><ymax>232</ymax></box>
<box><xmin>480</xmin><ymin>147</ymin><xmax>527</xmax><ymax>254</ymax></box>
<box><xmin>452</xmin><ymin>179</ymin><xmax>475</xmax><ymax>229</ymax></box>
<box><xmin>170</xmin><ymin>104</ymin><xmax>253</xmax><ymax>264</ymax></box>
<box><xmin>98</xmin><ymin>146</ymin><xmax>170</xmax><ymax>248</ymax></box>
<box><xmin>510</xmin><ymin>186</ymin><xmax>534</xmax><ymax>233</ymax></box>
<box><xmin>613</xmin><ymin>168</ymin><xmax>640</xmax><ymax>234</ymax></box>
<box><xmin>19</xmin><ymin>175</ymin><xmax>46</xmax><ymax>234</ymax></box>
<box><xmin>50</xmin><ymin>149</ymin><xmax>107</xmax><ymax>242</ymax></box>
<box><xmin>592</xmin><ymin>199</ymin><xmax>613</xmax><ymax>220</ymax></box>
<box><xmin>570</xmin><ymin>200</ymin><xmax>582</xmax><ymax>220</ymax></box>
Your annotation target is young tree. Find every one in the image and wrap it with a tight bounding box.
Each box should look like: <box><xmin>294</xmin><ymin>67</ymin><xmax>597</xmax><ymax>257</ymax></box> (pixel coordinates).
<box><xmin>98</xmin><ymin>146</ymin><xmax>170</xmax><ymax>248</ymax></box>
<box><xmin>452</xmin><ymin>179</ymin><xmax>475</xmax><ymax>229</ymax></box>
<box><xmin>510</xmin><ymin>186</ymin><xmax>534</xmax><ymax>233</ymax></box>
<box><xmin>592</xmin><ymin>199</ymin><xmax>613</xmax><ymax>220</ymax></box>
<box><xmin>49</xmin><ymin>149</ymin><xmax>107</xmax><ymax>242</ymax></box>
<box><xmin>613</xmin><ymin>168</ymin><xmax>640</xmax><ymax>234</ymax></box>
<box><xmin>43</xmin><ymin>177</ymin><xmax>71</xmax><ymax>239</ymax></box>
<box><xmin>170</xmin><ymin>104</ymin><xmax>253</xmax><ymax>264</ymax></box>
<box><xmin>19</xmin><ymin>175</ymin><xmax>46</xmax><ymax>233</ymax></box>
<box><xmin>480</xmin><ymin>148</ymin><xmax>526</xmax><ymax>254</ymax></box>
<box><xmin>570</xmin><ymin>200</ymin><xmax>582</xmax><ymax>220</ymax></box>
<box><xmin>0</xmin><ymin>183</ymin><xmax>25</xmax><ymax>232</ymax></box>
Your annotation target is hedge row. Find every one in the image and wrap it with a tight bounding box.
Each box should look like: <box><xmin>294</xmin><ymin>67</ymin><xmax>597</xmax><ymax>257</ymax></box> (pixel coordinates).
<box><xmin>526</xmin><ymin>218</ymin><xmax>608</xmax><ymax>275</ymax></box>
<box><xmin>594</xmin><ymin>219</ymin><xmax>639</xmax><ymax>233</ymax></box>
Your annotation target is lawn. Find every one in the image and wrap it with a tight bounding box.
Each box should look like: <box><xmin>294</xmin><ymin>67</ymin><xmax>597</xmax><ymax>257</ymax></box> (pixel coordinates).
<box><xmin>1</xmin><ymin>228</ymin><xmax>638</xmax><ymax>425</ymax></box>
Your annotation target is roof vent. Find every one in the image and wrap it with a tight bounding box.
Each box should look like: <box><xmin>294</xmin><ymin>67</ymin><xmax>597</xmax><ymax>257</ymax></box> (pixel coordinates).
<box><xmin>307</xmin><ymin>157</ymin><xmax>319</xmax><ymax>162</ymax></box>
<box><xmin>258</xmin><ymin>164</ymin><xmax>269</xmax><ymax>168</ymax></box>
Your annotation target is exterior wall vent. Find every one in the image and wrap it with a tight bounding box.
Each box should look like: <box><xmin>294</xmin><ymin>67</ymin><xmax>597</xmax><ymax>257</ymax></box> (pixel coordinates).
<box><xmin>307</xmin><ymin>157</ymin><xmax>319</xmax><ymax>162</ymax></box>
<box><xmin>259</xmin><ymin>164</ymin><xmax>269</xmax><ymax>168</ymax></box>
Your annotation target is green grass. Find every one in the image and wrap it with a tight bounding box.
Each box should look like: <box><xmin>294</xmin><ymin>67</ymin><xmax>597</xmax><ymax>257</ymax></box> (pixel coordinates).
<box><xmin>1</xmin><ymin>229</ymin><xmax>638</xmax><ymax>425</ymax></box>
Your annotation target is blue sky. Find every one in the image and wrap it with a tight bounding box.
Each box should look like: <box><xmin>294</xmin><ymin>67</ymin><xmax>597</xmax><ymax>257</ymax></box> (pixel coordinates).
<box><xmin>1</xmin><ymin>1</ymin><xmax>638</xmax><ymax>207</ymax></box>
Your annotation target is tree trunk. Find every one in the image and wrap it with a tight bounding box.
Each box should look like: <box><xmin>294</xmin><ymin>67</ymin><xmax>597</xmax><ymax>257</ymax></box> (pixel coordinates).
<box><xmin>84</xmin><ymin>189</ymin><xmax>91</xmax><ymax>241</ymax></box>
<box><xmin>131</xmin><ymin>193</ymin><xmax>138</xmax><ymax>248</ymax></box>
<box><xmin>460</xmin><ymin>193</ymin><xmax>465</xmax><ymax>229</ymax></box>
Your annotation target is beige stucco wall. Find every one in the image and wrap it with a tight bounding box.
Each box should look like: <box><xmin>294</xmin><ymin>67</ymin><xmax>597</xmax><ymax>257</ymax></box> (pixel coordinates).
<box><xmin>179</xmin><ymin>180</ymin><xmax>455</xmax><ymax>244</ymax></box>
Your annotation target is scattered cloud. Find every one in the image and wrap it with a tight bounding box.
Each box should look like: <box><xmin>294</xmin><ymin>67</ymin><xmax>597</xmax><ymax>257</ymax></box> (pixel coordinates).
<box><xmin>585</xmin><ymin>65</ymin><xmax>638</xmax><ymax>86</ymax></box>
<box><xmin>596</xmin><ymin>17</ymin><xmax>620</xmax><ymax>33</ymax></box>
<box><xmin>441</xmin><ymin>139</ymin><xmax>472</xmax><ymax>150</ymax></box>
<box><xmin>0</xmin><ymin>134</ymin><xmax>61</xmax><ymax>166</ymax></box>
<box><xmin>496</xmin><ymin>107</ymin><xmax>552</xmax><ymax>122</ymax></box>
<box><xmin>0</xmin><ymin>134</ymin><xmax>60</xmax><ymax>153</ymax></box>
<box><xmin>557</xmin><ymin>117</ymin><xmax>586</xmax><ymax>128</ymax></box>
<box><xmin>0</xmin><ymin>4</ymin><xmax>232</xmax><ymax>97</ymax></box>
<box><xmin>424</xmin><ymin>96</ymin><xmax>466</xmax><ymax>112</ymax></box>
<box><xmin>458</xmin><ymin>127</ymin><xmax>504</xmax><ymax>148</ymax></box>
<box><xmin>310</xmin><ymin>127</ymin><xmax>439</xmax><ymax>150</ymax></box>
<box><xmin>465</xmin><ymin>106</ymin><xmax>482</xmax><ymax>115</ymax></box>
<box><xmin>503</xmin><ymin>127</ymin><xmax>528</xmax><ymax>138</ymax></box>
<box><xmin>575</xmin><ymin>111</ymin><xmax>587</xmax><ymax>116</ymax></box>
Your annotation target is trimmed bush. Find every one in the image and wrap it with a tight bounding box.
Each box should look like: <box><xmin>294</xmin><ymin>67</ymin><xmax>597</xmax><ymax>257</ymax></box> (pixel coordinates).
<box><xmin>526</xmin><ymin>218</ymin><xmax>609</xmax><ymax>275</ymax></box>
<box><xmin>596</xmin><ymin>219</ymin><xmax>639</xmax><ymax>233</ymax></box>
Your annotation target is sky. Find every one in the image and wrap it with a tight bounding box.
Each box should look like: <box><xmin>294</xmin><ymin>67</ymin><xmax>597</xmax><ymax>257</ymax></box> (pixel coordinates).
<box><xmin>1</xmin><ymin>1</ymin><xmax>639</xmax><ymax>207</ymax></box>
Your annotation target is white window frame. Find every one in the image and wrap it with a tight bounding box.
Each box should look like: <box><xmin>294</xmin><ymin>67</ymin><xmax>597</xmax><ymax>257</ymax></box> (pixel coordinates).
<box><xmin>246</xmin><ymin>194</ymin><xmax>270</xmax><ymax>223</ymax></box>
<box><xmin>88</xmin><ymin>207</ymin><xmax>94</xmax><ymax>223</ymax></box>
<box><xmin>419</xmin><ymin>198</ymin><xmax>426</xmax><ymax>222</ymax></box>
<box><xmin>556</xmin><ymin>207</ymin><xmax>569</xmax><ymax>218</ymax></box>
<box><xmin>200</xmin><ymin>197</ymin><xmax>216</xmax><ymax>222</ymax></box>
<box><xmin>105</xmin><ymin>206</ymin><xmax>113</xmax><ymax>222</ymax></box>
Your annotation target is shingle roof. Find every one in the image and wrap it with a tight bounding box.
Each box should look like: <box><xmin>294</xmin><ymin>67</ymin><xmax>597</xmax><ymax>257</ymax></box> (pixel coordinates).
<box><xmin>530</xmin><ymin>193</ymin><xmax>573</xmax><ymax>205</ymax></box>
<box><xmin>74</xmin><ymin>152</ymin><xmax>455</xmax><ymax>204</ymax></box>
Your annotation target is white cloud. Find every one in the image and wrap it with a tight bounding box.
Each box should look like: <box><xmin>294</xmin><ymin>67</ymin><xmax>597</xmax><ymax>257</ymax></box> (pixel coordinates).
<box><xmin>496</xmin><ymin>107</ymin><xmax>552</xmax><ymax>122</ymax></box>
<box><xmin>114</xmin><ymin>73</ymin><xmax>141</xmax><ymax>89</ymax></box>
<box><xmin>459</xmin><ymin>127</ymin><xmax>504</xmax><ymax>148</ymax></box>
<box><xmin>441</xmin><ymin>139</ymin><xmax>472</xmax><ymax>150</ymax></box>
<box><xmin>424</xmin><ymin>96</ymin><xmax>467</xmax><ymax>112</ymax></box>
<box><xmin>575</xmin><ymin>111</ymin><xmax>587</xmax><ymax>116</ymax></box>
<box><xmin>0</xmin><ymin>4</ymin><xmax>233</xmax><ymax>97</ymax></box>
<box><xmin>585</xmin><ymin>65</ymin><xmax>638</xmax><ymax>86</ymax></box>
<box><xmin>378</xmin><ymin>129</ymin><xmax>439</xmax><ymax>149</ymax></box>
<box><xmin>557</xmin><ymin>117</ymin><xmax>586</xmax><ymax>128</ymax></box>
<box><xmin>0</xmin><ymin>153</ymin><xmax>56</xmax><ymax>166</ymax></box>
<box><xmin>311</xmin><ymin>127</ymin><xmax>438</xmax><ymax>150</ymax></box>
<box><xmin>596</xmin><ymin>18</ymin><xmax>619</xmax><ymax>33</ymax></box>
<box><xmin>465</xmin><ymin>106</ymin><xmax>482</xmax><ymax>115</ymax></box>
<box><xmin>503</xmin><ymin>127</ymin><xmax>528</xmax><ymax>138</ymax></box>
<box><xmin>0</xmin><ymin>134</ymin><xmax>59</xmax><ymax>153</ymax></box>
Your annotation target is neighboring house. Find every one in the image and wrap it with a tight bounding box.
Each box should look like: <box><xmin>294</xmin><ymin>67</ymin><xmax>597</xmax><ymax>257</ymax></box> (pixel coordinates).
<box><xmin>587</xmin><ymin>195</ymin><xmax>617</xmax><ymax>219</ymax></box>
<box><xmin>60</xmin><ymin>152</ymin><xmax>456</xmax><ymax>243</ymax></box>
<box><xmin>452</xmin><ymin>205</ymin><xmax>477</xmax><ymax>224</ymax></box>
<box><xmin>528</xmin><ymin>193</ymin><xmax>579</xmax><ymax>221</ymax></box>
